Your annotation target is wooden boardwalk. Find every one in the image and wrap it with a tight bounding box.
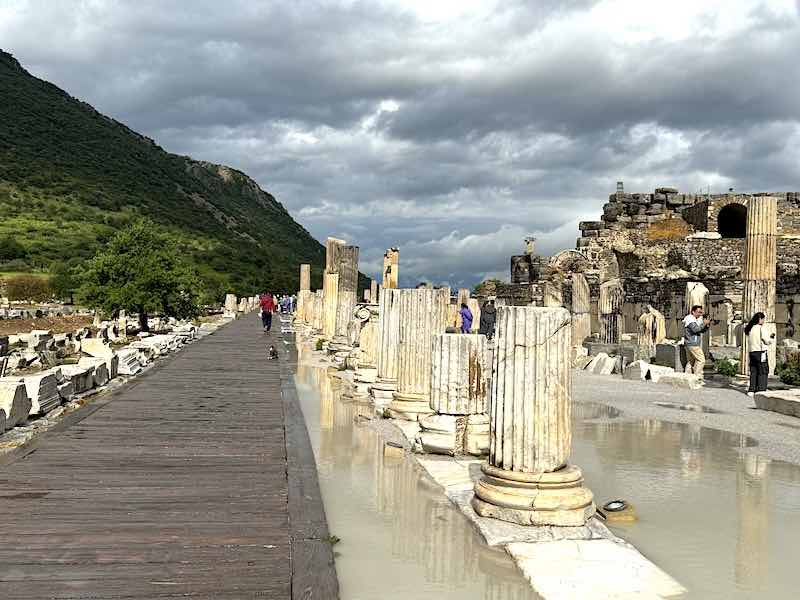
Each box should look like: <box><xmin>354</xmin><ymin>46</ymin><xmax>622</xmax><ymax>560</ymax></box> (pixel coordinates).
<box><xmin>0</xmin><ymin>315</ymin><xmax>337</xmax><ymax>599</ymax></box>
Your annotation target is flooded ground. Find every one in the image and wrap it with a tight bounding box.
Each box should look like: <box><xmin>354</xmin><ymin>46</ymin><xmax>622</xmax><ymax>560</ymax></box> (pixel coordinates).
<box><xmin>296</xmin><ymin>362</ymin><xmax>800</xmax><ymax>599</ymax></box>
<box><xmin>295</xmin><ymin>364</ymin><xmax>540</xmax><ymax>600</ymax></box>
<box><xmin>572</xmin><ymin>403</ymin><xmax>800</xmax><ymax>599</ymax></box>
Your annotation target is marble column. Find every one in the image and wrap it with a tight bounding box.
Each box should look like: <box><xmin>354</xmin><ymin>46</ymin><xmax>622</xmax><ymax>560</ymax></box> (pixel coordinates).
<box><xmin>383</xmin><ymin>247</ymin><xmax>400</xmax><ymax>289</ymax></box>
<box><xmin>638</xmin><ymin>305</ymin><xmax>666</xmax><ymax>360</ymax></box>
<box><xmin>312</xmin><ymin>290</ymin><xmax>324</xmax><ymax>333</ymax></box>
<box><xmin>300</xmin><ymin>264</ymin><xmax>311</xmax><ymax>291</ymax></box>
<box><xmin>418</xmin><ymin>333</ymin><xmax>490</xmax><ymax>456</ymax></box>
<box><xmin>388</xmin><ymin>287</ymin><xmax>449</xmax><ymax>421</ymax></box>
<box><xmin>472</xmin><ymin>306</ymin><xmax>595</xmax><ymax>526</ymax></box>
<box><xmin>321</xmin><ymin>237</ymin><xmax>345</xmax><ymax>339</ymax></box>
<box><xmin>297</xmin><ymin>264</ymin><xmax>312</xmax><ymax>324</ymax></box>
<box><xmin>370</xmin><ymin>280</ymin><xmax>379</xmax><ymax>304</ymax></box>
<box><xmin>332</xmin><ymin>245</ymin><xmax>360</xmax><ymax>347</ymax></box>
<box><xmin>686</xmin><ymin>281</ymin><xmax>710</xmax><ymax>357</ymax></box>
<box><xmin>740</xmin><ymin>196</ymin><xmax>778</xmax><ymax>376</ymax></box>
<box><xmin>598</xmin><ymin>278</ymin><xmax>625</xmax><ymax>345</ymax></box>
<box><xmin>571</xmin><ymin>273</ymin><xmax>590</xmax><ymax>346</ymax></box>
<box><xmin>224</xmin><ymin>294</ymin><xmax>238</xmax><ymax>318</ymax></box>
<box><xmin>117</xmin><ymin>310</ymin><xmax>128</xmax><ymax>342</ymax></box>
<box><xmin>370</xmin><ymin>287</ymin><xmax>402</xmax><ymax>408</ymax></box>
<box><xmin>353</xmin><ymin>305</ymin><xmax>381</xmax><ymax>397</ymax></box>
<box><xmin>322</xmin><ymin>273</ymin><xmax>339</xmax><ymax>340</ymax></box>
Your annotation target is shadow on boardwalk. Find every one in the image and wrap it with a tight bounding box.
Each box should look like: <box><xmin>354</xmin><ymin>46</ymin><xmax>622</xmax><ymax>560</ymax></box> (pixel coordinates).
<box><xmin>0</xmin><ymin>314</ymin><xmax>337</xmax><ymax>599</ymax></box>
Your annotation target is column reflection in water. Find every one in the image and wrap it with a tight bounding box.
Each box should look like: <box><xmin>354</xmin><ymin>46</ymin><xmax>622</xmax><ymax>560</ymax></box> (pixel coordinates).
<box><xmin>571</xmin><ymin>402</ymin><xmax>800</xmax><ymax>600</ymax></box>
<box><xmin>295</xmin><ymin>362</ymin><xmax>540</xmax><ymax>599</ymax></box>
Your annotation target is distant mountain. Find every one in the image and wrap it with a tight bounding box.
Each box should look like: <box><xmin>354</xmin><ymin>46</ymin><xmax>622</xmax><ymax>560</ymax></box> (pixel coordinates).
<box><xmin>0</xmin><ymin>49</ymin><xmax>327</xmax><ymax>297</ymax></box>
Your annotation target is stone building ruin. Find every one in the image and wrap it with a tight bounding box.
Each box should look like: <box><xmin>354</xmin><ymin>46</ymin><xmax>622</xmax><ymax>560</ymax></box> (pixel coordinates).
<box><xmin>491</xmin><ymin>186</ymin><xmax>800</xmax><ymax>355</ymax></box>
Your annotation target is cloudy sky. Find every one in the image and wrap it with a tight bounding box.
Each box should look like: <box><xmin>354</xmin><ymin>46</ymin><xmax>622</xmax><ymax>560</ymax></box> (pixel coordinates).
<box><xmin>2</xmin><ymin>0</ymin><xmax>800</xmax><ymax>287</ymax></box>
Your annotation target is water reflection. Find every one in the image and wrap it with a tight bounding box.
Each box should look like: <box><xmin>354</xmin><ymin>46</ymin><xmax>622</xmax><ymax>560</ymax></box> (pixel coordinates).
<box><xmin>573</xmin><ymin>406</ymin><xmax>800</xmax><ymax>599</ymax></box>
<box><xmin>295</xmin><ymin>363</ymin><xmax>540</xmax><ymax>600</ymax></box>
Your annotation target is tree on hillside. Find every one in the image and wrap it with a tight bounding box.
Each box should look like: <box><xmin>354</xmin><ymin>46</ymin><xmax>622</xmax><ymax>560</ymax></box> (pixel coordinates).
<box><xmin>0</xmin><ymin>236</ymin><xmax>26</xmax><ymax>262</ymax></box>
<box><xmin>77</xmin><ymin>220</ymin><xmax>200</xmax><ymax>330</ymax></box>
<box><xmin>50</xmin><ymin>260</ymin><xmax>80</xmax><ymax>304</ymax></box>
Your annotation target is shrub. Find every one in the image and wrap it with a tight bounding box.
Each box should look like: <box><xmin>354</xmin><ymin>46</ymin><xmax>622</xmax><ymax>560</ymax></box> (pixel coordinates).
<box><xmin>715</xmin><ymin>358</ymin><xmax>738</xmax><ymax>377</ymax></box>
<box><xmin>779</xmin><ymin>352</ymin><xmax>800</xmax><ymax>386</ymax></box>
<box><xmin>5</xmin><ymin>274</ymin><xmax>52</xmax><ymax>302</ymax></box>
<box><xmin>315</xmin><ymin>338</ymin><xmax>324</xmax><ymax>351</ymax></box>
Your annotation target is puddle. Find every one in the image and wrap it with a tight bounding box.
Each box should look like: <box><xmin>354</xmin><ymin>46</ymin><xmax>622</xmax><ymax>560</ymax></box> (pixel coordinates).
<box><xmin>295</xmin><ymin>354</ymin><xmax>800</xmax><ymax>600</ymax></box>
<box><xmin>573</xmin><ymin>412</ymin><xmax>800</xmax><ymax>599</ymax></box>
<box><xmin>653</xmin><ymin>401</ymin><xmax>724</xmax><ymax>414</ymax></box>
<box><xmin>295</xmin><ymin>363</ymin><xmax>540</xmax><ymax>600</ymax></box>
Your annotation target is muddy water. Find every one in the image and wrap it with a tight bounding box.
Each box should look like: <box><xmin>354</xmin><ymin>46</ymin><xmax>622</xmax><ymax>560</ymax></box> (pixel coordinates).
<box><xmin>295</xmin><ymin>361</ymin><xmax>800</xmax><ymax>599</ymax></box>
<box><xmin>294</xmin><ymin>364</ymin><xmax>540</xmax><ymax>600</ymax></box>
<box><xmin>572</xmin><ymin>403</ymin><xmax>800</xmax><ymax>599</ymax></box>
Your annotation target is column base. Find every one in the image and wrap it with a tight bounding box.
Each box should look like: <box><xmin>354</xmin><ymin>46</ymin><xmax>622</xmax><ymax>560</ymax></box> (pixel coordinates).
<box><xmin>416</xmin><ymin>413</ymin><xmax>489</xmax><ymax>456</ymax></box>
<box><xmin>368</xmin><ymin>378</ymin><xmax>396</xmax><ymax>409</ymax></box>
<box><xmin>387</xmin><ymin>391</ymin><xmax>434</xmax><ymax>421</ymax></box>
<box><xmin>472</xmin><ymin>464</ymin><xmax>595</xmax><ymax>526</ymax></box>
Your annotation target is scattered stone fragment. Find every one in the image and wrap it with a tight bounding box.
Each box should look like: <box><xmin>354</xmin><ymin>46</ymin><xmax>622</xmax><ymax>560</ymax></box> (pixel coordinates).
<box><xmin>0</xmin><ymin>380</ymin><xmax>32</xmax><ymax>429</ymax></box>
<box><xmin>657</xmin><ymin>372</ymin><xmax>704</xmax><ymax>390</ymax></box>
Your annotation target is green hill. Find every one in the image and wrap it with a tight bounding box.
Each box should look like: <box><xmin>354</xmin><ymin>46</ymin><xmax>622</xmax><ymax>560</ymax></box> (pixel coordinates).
<box><xmin>0</xmin><ymin>49</ymin><xmax>328</xmax><ymax>298</ymax></box>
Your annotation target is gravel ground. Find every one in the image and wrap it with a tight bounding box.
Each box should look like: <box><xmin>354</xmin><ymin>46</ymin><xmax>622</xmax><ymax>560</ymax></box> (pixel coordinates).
<box><xmin>573</xmin><ymin>370</ymin><xmax>800</xmax><ymax>466</ymax></box>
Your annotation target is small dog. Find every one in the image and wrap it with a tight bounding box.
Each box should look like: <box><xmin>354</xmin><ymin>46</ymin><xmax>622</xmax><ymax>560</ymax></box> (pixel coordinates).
<box><xmin>267</xmin><ymin>345</ymin><xmax>279</xmax><ymax>360</ymax></box>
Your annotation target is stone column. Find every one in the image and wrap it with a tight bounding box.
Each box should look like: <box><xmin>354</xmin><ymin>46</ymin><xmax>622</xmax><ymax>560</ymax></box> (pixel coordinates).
<box><xmin>686</xmin><ymin>281</ymin><xmax>710</xmax><ymax>357</ymax></box>
<box><xmin>571</xmin><ymin>273</ymin><xmax>590</xmax><ymax>347</ymax></box>
<box><xmin>300</xmin><ymin>264</ymin><xmax>311</xmax><ymax>291</ymax></box>
<box><xmin>224</xmin><ymin>294</ymin><xmax>238</xmax><ymax>319</ymax></box>
<box><xmin>353</xmin><ymin>305</ymin><xmax>380</xmax><ymax>397</ymax></box>
<box><xmin>598</xmin><ymin>278</ymin><xmax>624</xmax><ymax>345</ymax></box>
<box><xmin>332</xmin><ymin>245</ymin><xmax>359</xmax><ymax>347</ymax></box>
<box><xmin>322</xmin><ymin>273</ymin><xmax>339</xmax><ymax>339</ymax></box>
<box><xmin>313</xmin><ymin>290</ymin><xmax>324</xmax><ymax>333</ymax></box>
<box><xmin>638</xmin><ymin>305</ymin><xmax>666</xmax><ymax>360</ymax></box>
<box><xmin>118</xmin><ymin>310</ymin><xmax>128</xmax><ymax>342</ymax></box>
<box><xmin>740</xmin><ymin>196</ymin><xmax>778</xmax><ymax>376</ymax></box>
<box><xmin>370</xmin><ymin>280</ymin><xmax>379</xmax><ymax>304</ymax></box>
<box><xmin>383</xmin><ymin>247</ymin><xmax>399</xmax><ymax>289</ymax></box>
<box><xmin>472</xmin><ymin>306</ymin><xmax>595</xmax><ymax>526</ymax></box>
<box><xmin>321</xmin><ymin>237</ymin><xmax>345</xmax><ymax>340</ymax></box>
<box><xmin>370</xmin><ymin>287</ymin><xmax>402</xmax><ymax>408</ymax></box>
<box><xmin>388</xmin><ymin>287</ymin><xmax>449</xmax><ymax>421</ymax></box>
<box><xmin>297</xmin><ymin>264</ymin><xmax>312</xmax><ymax>324</ymax></box>
<box><xmin>417</xmin><ymin>333</ymin><xmax>490</xmax><ymax>456</ymax></box>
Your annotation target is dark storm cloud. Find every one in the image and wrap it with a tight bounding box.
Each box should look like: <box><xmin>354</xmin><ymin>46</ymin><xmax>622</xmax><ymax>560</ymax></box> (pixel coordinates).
<box><xmin>2</xmin><ymin>0</ymin><xmax>799</xmax><ymax>287</ymax></box>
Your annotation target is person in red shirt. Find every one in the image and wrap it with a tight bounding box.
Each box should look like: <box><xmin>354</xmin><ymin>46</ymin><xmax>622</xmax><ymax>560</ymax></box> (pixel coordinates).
<box><xmin>259</xmin><ymin>293</ymin><xmax>275</xmax><ymax>331</ymax></box>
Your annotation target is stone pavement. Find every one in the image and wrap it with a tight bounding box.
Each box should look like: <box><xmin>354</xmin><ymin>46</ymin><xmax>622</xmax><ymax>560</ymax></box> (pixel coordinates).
<box><xmin>0</xmin><ymin>314</ymin><xmax>336</xmax><ymax>599</ymax></box>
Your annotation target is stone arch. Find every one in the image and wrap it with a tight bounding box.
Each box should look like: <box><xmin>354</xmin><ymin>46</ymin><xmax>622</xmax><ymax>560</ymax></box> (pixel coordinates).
<box><xmin>549</xmin><ymin>250</ymin><xmax>591</xmax><ymax>274</ymax></box>
<box><xmin>717</xmin><ymin>203</ymin><xmax>747</xmax><ymax>238</ymax></box>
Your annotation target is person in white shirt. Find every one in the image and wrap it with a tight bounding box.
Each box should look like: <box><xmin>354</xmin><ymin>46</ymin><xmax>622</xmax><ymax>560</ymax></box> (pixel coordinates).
<box><xmin>744</xmin><ymin>311</ymin><xmax>774</xmax><ymax>396</ymax></box>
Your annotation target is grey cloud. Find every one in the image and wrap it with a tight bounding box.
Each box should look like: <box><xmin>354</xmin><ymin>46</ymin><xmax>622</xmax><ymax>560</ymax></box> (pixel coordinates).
<box><xmin>3</xmin><ymin>0</ymin><xmax>800</xmax><ymax>287</ymax></box>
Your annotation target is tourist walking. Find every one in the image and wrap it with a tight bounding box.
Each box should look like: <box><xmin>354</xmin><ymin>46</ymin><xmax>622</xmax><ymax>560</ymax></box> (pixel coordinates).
<box><xmin>459</xmin><ymin>302</ymin><xmax>473</xmax><ymax>334</ymax></box>
<box><xmin>682</xmin><ymin>305</ymin><xmax>710</xmax><ymax>375</ymax></box>
<box><xmin>259</xmin><ymin>292</ymin><xmax>275</xmax><ymax>332</ymax></box>
<box><xmin>745</xmin><ymin>311</ymin><xmax>774</xmax><ymax>396</ymax></box>
<box><xmin>479</xmin><ymin>299</ymin><xmax>497</xmax><ymax>340</ymax></box>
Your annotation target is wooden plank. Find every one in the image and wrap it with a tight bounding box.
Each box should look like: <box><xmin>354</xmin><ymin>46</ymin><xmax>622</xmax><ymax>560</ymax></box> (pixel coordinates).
<box><xmin>0</xmin><ymin>315</ymin><xmax>304</xmax><ymax>599</ymax></box>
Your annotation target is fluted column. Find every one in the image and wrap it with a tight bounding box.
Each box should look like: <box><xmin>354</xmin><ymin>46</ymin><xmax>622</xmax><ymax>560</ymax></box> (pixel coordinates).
<box><xmin>312</xmin><ymin>290</ymin><xmax>324</xmax><ymax>332</ymax></box>
<box><xmin>472</xmin><ymin>306</ymin><xmax>595</xmax><ymax>526</ymax></box>
<box><xmin>370</xmin><ymin>280</ymin><xmax>378</xmax><ymax>304</ymax></box>
<box><xmin>740</xmin><ymin>196</ymin><xmax>778</xmax><ymax>376</ymax></box>
<box><xmin>388</xmin><ymin>287</ymin><xmax>449</xmax><ymax>420</ymax></box>
<box><xmin>571</xmin><ymin>273</ymin><xmax>590</xmax><ymax>346</ymax></box>
<box><xmin>598</xmin><ymin>278</ymin><xmax>624</xmax><ymax>345</ymax></box>
<box><xmin>370</xmin><ymin>287</ymin><xmax>402</xmax><ymax>406</ymax></box>
<box><xmin>418</xmin><ymin>333</ymin><xmax>490</xmax><ymax>455</ymax></box>
<box><xmin>638</xmin><ymin>305</ymin><xmax>666</xmax><ymax>360</ymax></box>
<box><xmin>299</xmin><ymin>264</ymin><xmax>311</xmax><ymax>291</ymax></box>
<box><xmin>333</xmin><ymin>245</ymin><xmax>359</xmax><ymax>346</ymax></box>
<box><xmin>686</xmin><ymin>281</ymin><xmax>710</xmax><ymax>357</ymax></box>
<box><xmin>383</xmin><ymin>248</ymin><xmax>399</xmax><ymax>288</ymax></box>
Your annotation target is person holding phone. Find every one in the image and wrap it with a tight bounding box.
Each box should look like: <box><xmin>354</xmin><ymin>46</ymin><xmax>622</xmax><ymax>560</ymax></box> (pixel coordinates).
<box><xmin>744</xmin><ymin>311</ymin><xmax>774</xmax><ymax>396</ymax></box>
